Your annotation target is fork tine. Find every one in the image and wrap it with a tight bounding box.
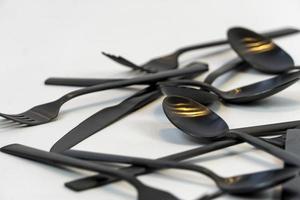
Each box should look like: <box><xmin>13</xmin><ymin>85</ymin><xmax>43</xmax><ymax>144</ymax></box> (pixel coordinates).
<box><xmin>0</xmin><ymin>113</ymin><xmax>28</xmax><ymax>125</ymax></box>
<box><xmin>0</xmin><ymin>112</ymin><xmax>39</xmax><ymax>125</ymax></box>
<box><xmin>102</xmin><ymin>51</ymin><xmax>152</xmax><ymax>72</ymax></box>
<box><xmin>102</xmin><ymin>52</ymin><xmax>138</xmax><ymax>68</ymax></box>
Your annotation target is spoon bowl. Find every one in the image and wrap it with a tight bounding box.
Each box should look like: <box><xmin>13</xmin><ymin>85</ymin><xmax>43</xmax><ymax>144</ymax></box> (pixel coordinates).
<box><xmin>218</xmin><ymin>167</ymin><xmax>298</xmax><ymax>194</ymax></box>
<box><xmin>162</xmin><ymin>96</ymin><xmax>227</xmax><ymax>138</ymax></box>
<box><xmin>228</xmin><ymin>27</ymin><xmax>295</xmax><ymax>74</ymax></box>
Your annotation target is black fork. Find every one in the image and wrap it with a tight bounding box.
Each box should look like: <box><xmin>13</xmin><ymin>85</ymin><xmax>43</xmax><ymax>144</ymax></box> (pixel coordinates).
<box><xmin>102</xmin><ymin>27</ymin><xmax>299</xmax><ymax>73</ymax></box>
<box><xmin>0</xmin><ymin>65</ymin><xmax>207</xmax><ymax>126</ymax></box>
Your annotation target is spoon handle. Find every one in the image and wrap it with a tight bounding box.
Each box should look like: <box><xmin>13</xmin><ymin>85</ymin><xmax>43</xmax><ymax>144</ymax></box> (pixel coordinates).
<box><xmin>174</xmin><ymin>27</ymin><xmax>299</xmax><ymax>55</ymax></box>
<box><xmin>204</xmin><ymin>57</ymin><xmax>244</xmax><ymax>84</ymax></box>
<box><xmin>231</xmin><ymin>131</ymin><xmax>300</xmax><ymax>167</ymax></box>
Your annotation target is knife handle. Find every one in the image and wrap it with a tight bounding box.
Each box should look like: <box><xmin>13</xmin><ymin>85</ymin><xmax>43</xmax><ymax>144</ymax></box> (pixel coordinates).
<box><xmin>45</xmin><ymin>78</ymin><xmax>127</xmax><ymax>87</ymax></box>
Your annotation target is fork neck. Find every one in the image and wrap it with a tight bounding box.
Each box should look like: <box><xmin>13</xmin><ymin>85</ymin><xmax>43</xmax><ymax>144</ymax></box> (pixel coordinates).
<box><xmin>173</xmin><ymin>40</ymin><xmax>228</xmax><ymax>56</ymax></box>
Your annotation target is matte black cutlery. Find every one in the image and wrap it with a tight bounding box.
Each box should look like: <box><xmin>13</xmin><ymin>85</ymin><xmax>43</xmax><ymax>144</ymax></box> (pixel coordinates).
<box><xmin>103</xmin><ymin>27</ymin><xmax>299</xmax><ymax>73</ymax></box>
<box><xmin>44</xmin><ymin>27</ymin><xmax>299</xmax><ymax>87</ymax></box>
<box><xmin>161</xmin><ymin>70</ymin><xmax>300</xmax><ymax>104</ymax></box>
<box><xmin>282</xmin><ymin>128</ymin><xmax>300</xmax><ymax>200</ymax></box>
<box><xmin>0</xmin><ymin>144</ymin><xmax>180</xmax><ymax>200</ymax></box>
<box><xmin>45</xmin><ymin>78</ymin><xmax>125</xmax><ymax>87</ymax></box>
<box><xmin>49</xmin><ymin>62</ymin><xmax>213</xmax><ymax>153</ymax></box>
<box><xmin>163</xmin><ymin>96</ymin><xmax>300</xmax><ymax>166</ymax></box>
<box><xmin>1</xmin><ymin>143</ymin><xmax>297</xmax><ymax>198</ymax></box>
<box><xmin>0</xmin><ymin>64</ymin><xmax>207</xmax><ymax>126</ymax></box>
<box><xmin>228</xmin><ymin>27</ymin><xmax>298</xmax><ymax>74</ymax></box>
<box><xmin>49</xmin><ymin>85</ymin><xmax>217</xmax><ymax>153</ymax></box>
<box><xmin>62</xmin><ymin>149</ymin><xmax>299</xmax><ymax>196</ymax></box>
<box><xmin>203</xmin><ymin>27</ymin><xmax>299</xmax><ymax>85</ymax></box>
<box><xmin>1</xmin><ymin>26</ymin><xmax>300</xmax><ymax>200</ymax></box>
<box><xmin>64</xmin><ymin>118</ymin><xmax>300</xmax><ymax>191</ymax></box>
<box><xmin>49</xmin><ymin>86</ymin><xmax>161</xmax><ymax>153</ymax></box>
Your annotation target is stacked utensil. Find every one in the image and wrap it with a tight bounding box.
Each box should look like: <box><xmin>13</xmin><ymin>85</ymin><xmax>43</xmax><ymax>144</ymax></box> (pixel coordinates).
<box><xmin>1</xmin><ymin>26</ymin><xmax>300</xmax><ymax>200</ymax></box>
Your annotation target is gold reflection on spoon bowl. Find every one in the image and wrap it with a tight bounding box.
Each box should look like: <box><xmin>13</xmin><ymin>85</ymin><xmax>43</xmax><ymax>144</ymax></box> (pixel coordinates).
<box><xmin>229</xmin><ymin>88</ymin><xmax>242</xmax><ymax>95</ymax></box>
<box><xmin>224</xmin><ymin>176</ymin><xmax>242</xmax><ymax>185</ymax></box>
<box><xmin>241</xmin><ymin>37</ymin><xmax>275</xmax><ymax>54</ymax></box>
<box><xmin>166</xmin><ymin>100</ymin><xmax>210</xmax><ymax>118</ymax></box>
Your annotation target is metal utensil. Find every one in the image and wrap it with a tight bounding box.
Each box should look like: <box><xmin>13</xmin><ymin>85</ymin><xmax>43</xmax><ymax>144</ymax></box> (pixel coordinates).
<box><xmin>66</xmin><ymin>119</ymin><xmax>300</xmax><ymax>191</ymax></box>
<box><xmin>63</xmin><ymin>149</ymin><xmax>299</xmax><ymax>195</ymax></box>
<box><xmin>49</xmin><ymin>86</ymin><xmax>161</xmax><ymax>153</ymax></box>
<box><xmin>103</xmin><ymin>27</ymin><xmax>299</xmax><ymax>73</ymax></box>
<box><xmin>0</xmin><ymin>144</ymin><xmax>180</xmax><ymax>200</ymax></box>
<box><xmin>0</xmin><ymin>65</ymin><xmax>207</xmax><ymax>126</ymax></box>
<box><xmin>228</xmin><ymin>27</ymin><xmax>298</xmax><ymax>74</ymax></box>
<box><xmin>282</xmin><ymin>128</ymin><xmax>300</xmax><ymax>200</ymax></box>
<box><xmin>44</xmin><ymin>27</ymin><xmax>299</xmax><ymax>87</ymax></box>
<box><xmin>161</xmin><ymin>71</ymin><xmax>300</xmax><ymax>104</ymax></box>
<box><xmin>49</xmin><ymin>62</ymin><xmax>214</xmax><ymax>153</ymax></box>
<box><xmin>162</xmin><ymin>96</ymin><xmax>300</xmax><ymax>166</ymax></box>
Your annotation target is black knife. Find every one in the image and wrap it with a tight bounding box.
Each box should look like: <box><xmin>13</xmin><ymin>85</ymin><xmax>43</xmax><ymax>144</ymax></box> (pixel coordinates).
<box><xmin>50</xmin><ymin>86</ymin><xmax>161</xmax><ymax>153</ymax></box>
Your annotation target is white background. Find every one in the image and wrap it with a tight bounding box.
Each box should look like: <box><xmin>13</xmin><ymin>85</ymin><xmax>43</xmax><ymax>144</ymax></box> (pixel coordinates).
<box><xmin>0</xmin><ymin>0</ymin><xmax>300</xmax><ymax>199</ymax></box>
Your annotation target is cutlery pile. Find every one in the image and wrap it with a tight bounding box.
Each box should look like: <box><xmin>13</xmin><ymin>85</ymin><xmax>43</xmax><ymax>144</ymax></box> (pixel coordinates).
<box><xmin>1</xmin><ymin>26</ymin><xmax>300</xmax><ymax>200</ymax></box>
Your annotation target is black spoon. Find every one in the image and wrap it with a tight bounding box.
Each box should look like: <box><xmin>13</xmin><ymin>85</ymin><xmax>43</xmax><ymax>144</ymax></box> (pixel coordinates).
<box><xmin>161</xmin><ymin>70</ymin><xmax>300</xmax><ymax>104</ymax></box>
<box><xmin>228</xmin><ymin>27</ymin><xmax>298</xmax><ymax>74</ymax></box>
<box><xmin>0</xmin><ymin>144</ymin><xmax>179</xmax><ymax>200</ymax></box>
<box><xmin>204</xmin><ymin>27</ymin><xmax>299</xmax><ymax>85</ymax></box>
<box><xmin>162</xmin><ymin>96</ymin><xmax>300</xmax><ymax>167</ymax></box>
<box><xmin>63</xmin><ymin>149</ymin><xmax>299</xmax><ymax>195</ymax></box>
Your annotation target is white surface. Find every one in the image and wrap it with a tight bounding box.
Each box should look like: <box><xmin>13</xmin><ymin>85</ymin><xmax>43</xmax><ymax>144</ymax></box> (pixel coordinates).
<box><xmin>0</xmin><ymin>0</ymin><xmax>300</xmax><ymax>199</ymax></box>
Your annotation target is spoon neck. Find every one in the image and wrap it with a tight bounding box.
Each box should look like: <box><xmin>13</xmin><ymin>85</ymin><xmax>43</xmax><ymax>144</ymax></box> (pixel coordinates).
<box><xmin>177</xmin><ymin>163</ymin><xmax>223</xmax><ymax>183</ymax></box>
<box><xmin>168</xmin><ymin>80</ymin><xmax>221</xmax><ymax>95</ymax></box>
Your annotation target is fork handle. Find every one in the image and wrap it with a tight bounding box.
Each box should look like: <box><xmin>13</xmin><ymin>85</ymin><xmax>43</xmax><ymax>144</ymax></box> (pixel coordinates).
<box><xmin>174</xmin><ymin>27</ymin><xmax>299</xmax><ymax>55</ymax></box>
<box><xmin>57</xmin><ymin>64</ymin><xmax>208</xmax><ymax>103</ymax></box>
